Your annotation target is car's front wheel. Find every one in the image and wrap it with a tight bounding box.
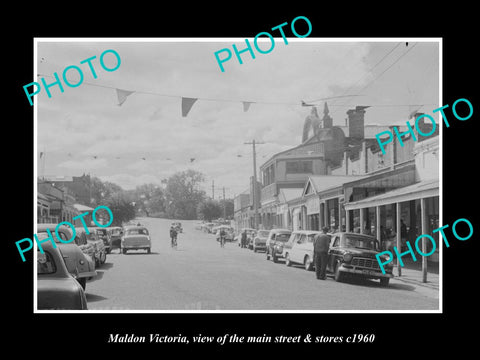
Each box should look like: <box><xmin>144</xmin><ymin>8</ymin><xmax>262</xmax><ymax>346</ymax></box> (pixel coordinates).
<box><xmin>122</xmin><ymin>248</ymin><xmax>127</xmax><ymax>254</ymax></box>
<box><xmin>147</xmin><ymin>248</ymin><xmax>151</xmax><ymax>254</ymax></box>
<box><xmin>334</xmin><ymin>262</ymin><xmax>344</xmax><ymax>282</ymax></box>
<box><xmin>304</xmin><ymin>256</ymin><xmax>313</xmax><ymax>271</ymax></box>
<box><xmin>285</xmin><ymin>253</ymin><xmax>292</xmax><ymax>266</ymax></box>
<box><xmin>380</xmin><ymin>278</ymin><xmax>390</xmax><ymax>287</ymax></box>
<box><xmin>273</xmin><ymin>253</ymin><xmax>278</xmax><ymax>263</ymax></box>
<box><xmin>266</xmin><ymin>250</ymin><xmax>270</xmax><ymax>260</ymax></box>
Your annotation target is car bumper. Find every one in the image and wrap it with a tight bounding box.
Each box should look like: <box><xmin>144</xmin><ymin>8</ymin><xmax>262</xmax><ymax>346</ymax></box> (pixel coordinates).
<box><xmin>123</xmin><ymin>244</ymin><xmax>151</xmax><ymax>249</ymax></box>
<box><xmin>254</xmin><ymin>244</ymin><xmax>267</xmax><ymax>250</ymax></box>
<box><xmin>76</xmin><ymin>270</ymin><xmax>97</xmax><ymax>279</ymax></box>
<box><xmin>339</xmin><ymin>264</ymin><xmax>393</xmax><ymax>279</ymax></box>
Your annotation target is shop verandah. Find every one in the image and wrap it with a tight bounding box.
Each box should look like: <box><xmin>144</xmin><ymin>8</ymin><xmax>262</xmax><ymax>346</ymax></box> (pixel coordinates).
<box><xmin>344</xmin><ymin>178</ymin><xmax>439</xmax><ymax>282</ymax></box>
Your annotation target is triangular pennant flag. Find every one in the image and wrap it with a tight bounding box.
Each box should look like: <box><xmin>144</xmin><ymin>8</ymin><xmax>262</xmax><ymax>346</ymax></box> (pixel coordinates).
<box><xmin>181</xmin><ymin>97</ymin><xmax>198</xmax><ymax>117</ymax></box>
<box><xmin>116</xmin><ymin>88</ymin><xmax>135</xmax><ymax>106</ymax></box>
<box><xmin>242</xmin><ymin>101</ymin><xmax>253</xmax><ymax>112</ymax></box>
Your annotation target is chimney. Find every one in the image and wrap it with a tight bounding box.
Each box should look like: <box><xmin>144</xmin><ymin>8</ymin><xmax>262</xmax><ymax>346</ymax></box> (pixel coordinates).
<box><xmin>347</xmin><ymin>106</ymin><xmax>369</xmax><ymax>140</ymax></box>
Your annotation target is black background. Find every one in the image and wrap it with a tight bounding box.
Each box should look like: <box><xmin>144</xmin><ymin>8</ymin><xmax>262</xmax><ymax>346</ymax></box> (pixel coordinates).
<box><xmin>6</xmin><ymin>4</ymin><xmax>477</xmax><ymax>355</ymax></box>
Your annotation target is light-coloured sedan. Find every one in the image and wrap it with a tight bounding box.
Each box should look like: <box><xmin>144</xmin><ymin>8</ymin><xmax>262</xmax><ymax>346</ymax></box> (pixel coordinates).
<box><xmin>122</xmin><ymin>225</ymin><xmax>151</xmax><ymax>254</ymax></box>
<box><xmin>283</xmin><ymin>230</ymin><xmax>322</xmax><ymax>271</ymax></box>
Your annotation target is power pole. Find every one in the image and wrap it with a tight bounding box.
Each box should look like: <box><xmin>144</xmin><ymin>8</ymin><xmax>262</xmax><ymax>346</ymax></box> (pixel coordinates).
<box><xmin>223</xmin><ymin>186</ymin><xmax>226</xmax><ymax>219</ymax></box>
<box><xmin>212</xmin><ymin>179</ymin><xmax>215</xmax><ymax>199</ymax></box>
<box><xmin>244</xmin><ymin>140</ymin><xmax>264</xmax><ymax>229</ymax></box>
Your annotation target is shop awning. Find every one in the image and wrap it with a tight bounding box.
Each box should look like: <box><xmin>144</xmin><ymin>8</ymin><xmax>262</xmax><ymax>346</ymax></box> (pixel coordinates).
<box><xmin>344</xmin><ymin>178</ymin><xmax>439</xmax><ymax>210</ymax></box>
<box><xmin>73</xmin><ymin>203</ymin><xmax>95</xmax><ymax>212</ymax></box>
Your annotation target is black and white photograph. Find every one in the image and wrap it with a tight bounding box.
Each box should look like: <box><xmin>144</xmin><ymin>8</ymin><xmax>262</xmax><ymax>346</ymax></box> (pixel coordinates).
<box><xmin>33</xmin><ymin>38</ymin><xmax>440</xmax><ymax>312</ymax></box>
<box><xmin>7</xmin><ymin>7</ymin><xmax>478</xmax><ymax>354</ymax></box>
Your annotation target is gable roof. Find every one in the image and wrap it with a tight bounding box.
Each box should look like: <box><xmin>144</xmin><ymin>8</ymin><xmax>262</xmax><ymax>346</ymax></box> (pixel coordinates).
<box><xmin>302</xmin><ymin>175</ymin><xmax>369</xmax><ymax>197</ymax></box>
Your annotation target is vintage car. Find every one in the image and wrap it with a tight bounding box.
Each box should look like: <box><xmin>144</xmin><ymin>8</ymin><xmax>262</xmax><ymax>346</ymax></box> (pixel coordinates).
<box><xmin>283</xmin><ymin>230</ymin><xmax>322</xmax><ymax>271</ymax></box>
<box><xmin>37</xmin><ymin>224</ymin><xmax>97</xmax><ymax>290</ymax></box>
<box><xmin>251</xmin><ymin>229</ymin><xmax>270</xmax><ymax>252</ymax></box>
<box><xmin>215</xmin><ymin>225</ymin><xmax>235</xmax><ymax>242</ymax></box>
<box><xmin>84</xmin><ymin>227</ymin><xmax>107</xmax><ymax>266</ymax></box>
<box><xmin>107</xmin><ymin>226</ymin><xmax>123</xmax><ymax>251</ymax></box>
<box><xmin>93</xmin><ymin>227</ymin><xmax>112</xmax><ymax>254</ymax></box>
<box><xmin>122</xmin><ymin>225</ymin><xmax>151</xmax><ymax>254</ymax></box>
<box><xmin>235</xmin><ymin>228</ymin><xmax>256</xmax><ymax>247</ymax></box>
<box><xmin>202</xmin><ymin>223</ymin><xmax>216</xmax><ymax>233</ymax></box>
<box><xmin>327</xmin><ymin>232</ymin><xmax>394</xmax><ymax>286</ymax></box>
<box><xmin>265</xmin><ymin>229</ymin><xmax>292</xmax><ymax>263</ymax></box>
<box><xmin>73</xmin><ymin>227</ymin><xmax>96</xmax><ymax>266</ymax></box>
<box><xmin>37</xmin><ymin>242</ymin><xmax>88</xmax><ymax>310</ymax></box>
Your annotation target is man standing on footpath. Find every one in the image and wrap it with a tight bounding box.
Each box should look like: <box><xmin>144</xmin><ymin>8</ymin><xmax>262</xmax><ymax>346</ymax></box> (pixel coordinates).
<box><xmin>313</xmin><ymin>227</ymin><xmax>331</xmax><ymax>280</ymax></box>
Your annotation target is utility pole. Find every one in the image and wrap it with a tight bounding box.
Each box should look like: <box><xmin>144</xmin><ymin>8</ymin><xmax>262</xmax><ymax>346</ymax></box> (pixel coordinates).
<box><xmin>212</xmin><ymin>180</ymin><xmax>215</xmax><ymax>199</ymax></box>
<box><xmin>223</xmin><ymin>186</ymin><xmax>226</xmax><ymax>219</ymax></box>
<box><xmin>244</xmin><ymin>139</ymin><xmax>264</xmax><ymax>229</ymax></box>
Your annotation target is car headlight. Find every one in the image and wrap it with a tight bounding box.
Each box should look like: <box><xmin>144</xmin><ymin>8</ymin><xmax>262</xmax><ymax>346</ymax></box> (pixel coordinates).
<box><xmin>79</xmin><ymin>259</ymin><xmax>85</xmax><ymax>265</ymax></box>
<box><xmin>343</xmin><ymin>253</ymin><xmax>353</xmax><ymax>263</ymax></box>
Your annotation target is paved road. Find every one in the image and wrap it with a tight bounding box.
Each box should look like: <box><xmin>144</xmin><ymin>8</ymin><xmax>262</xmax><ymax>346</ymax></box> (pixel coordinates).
<box><xmin>86</xmin><ymin>217</ymin><xmax>439</xmax><ymax>311</ymax></box>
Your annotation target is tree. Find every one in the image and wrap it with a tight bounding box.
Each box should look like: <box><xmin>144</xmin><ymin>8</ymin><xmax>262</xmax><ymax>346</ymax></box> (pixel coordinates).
<box><xmin>197</xmin><ymin>199</ymin><xmax>222</xmax><ymax>222</ymax></box>
<box><xmin>102</xmin><ymin>192</ymin><xmax>136</xmax><ymax>226</ymax></box>
<box><xmin>134</xmin><ymin>183</ymin><xmax>165</xmax><ymax>217</ymax></box>
<box><xmin>165</xmin><ymin>169</ymin><xmax>206</xmax><ymax>219</ymax></box>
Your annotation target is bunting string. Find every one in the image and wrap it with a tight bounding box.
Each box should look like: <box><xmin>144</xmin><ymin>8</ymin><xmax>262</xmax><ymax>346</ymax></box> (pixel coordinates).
<box><xmin>36</xmin><ymin>73</ymin><xmax>367</xmax><ymax>116</ymax></box>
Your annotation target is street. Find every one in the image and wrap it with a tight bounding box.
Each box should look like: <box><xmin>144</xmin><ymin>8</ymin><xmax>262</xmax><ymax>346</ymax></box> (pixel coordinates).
<box><xmin>86</xmin><ymin>217</ymin><xmax>439</xmax><ymax>311</ymax></box>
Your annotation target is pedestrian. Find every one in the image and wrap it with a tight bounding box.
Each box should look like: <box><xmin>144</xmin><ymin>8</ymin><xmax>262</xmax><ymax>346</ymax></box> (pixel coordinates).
<box><xmin>170</xmin><ymin>225</ymin><xmax>178</xmax><ymax>248</ymax></box>
<box><xmin>313</xmin><ymin>226</ymin><xmax>331</xmax><ymax>280</ymax></box>
<box><xmin>241</xmin><ymin>230</ymin><xmax>247</xmax><ymax>248</ymax></box>
<box><xmin>219</xmin><ymin>228</ymin><xmax>226</xmax><ymax>248</ymax></box>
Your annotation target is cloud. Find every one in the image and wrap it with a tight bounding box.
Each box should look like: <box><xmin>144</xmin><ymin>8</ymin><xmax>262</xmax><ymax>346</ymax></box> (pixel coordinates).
<box><xmin>58</xmin><ymin>157</ymin><xmax>108</xmax><ymax>170</ymax></box>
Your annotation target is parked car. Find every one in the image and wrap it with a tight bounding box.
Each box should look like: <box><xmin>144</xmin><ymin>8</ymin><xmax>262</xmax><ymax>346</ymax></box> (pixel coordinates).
<box><xmin>172</xmin><ymin>222</ymin><xmax>183</xmax><ymax>233</ymax></box>
<box><xmin>107</xmin><ymin>226</ymin><xmax>123</xmax><ymax>252</ymax></box>
<box><xmin>122</xmin><ymin>225</ymin><xmax>151</xmax><ymax>254</ymax></box>
<box><xmin>235</xmin><ymin>228</ymin><xmax>256</xmax><ymax>247</ymax></box>
<box><xmin>327</xmin><ymin>232</ymin><xmax>394</xmax><ymax>286</ymax></box>
<box><xmin>265</xmin><ymin>229</ymin><xmax>292</xmax><ymax>263</ymax></box>
<box><xmin>93</xmin><ymin>227</ymin><xmax>112</xmax><ymax>254</ymax></box>
<box><xmin>215</xmin><ymin>225</ymin><xmax>234</xmax><ymax>242</ymax></box>
<box><xmin>73</xmin><ymin>228</ymin><xmax>96</xmax><ymax>267</ymax></box>
<box><xmin>283</xmin><ymin>230</ymin><xmax>322</xmax><ymax>271</ymax></box>
<box><xmin>85</xmin><ymin>227</ymin><xmax>107</xmax><ymax>266</ymax></box>
<box><xmin>251</xmin><ymin>230</ymin><xmax>270</xmax><ymax>252</ymax></box>
<box><xmin>203</xmin><ymin>223</ymin><xmax>215</xmax><ymax>233</ymax></box>
<box><xmin>37</xmin><ymin>242</ymin><xmax>88</xmax><ymax>310</ymax></box>
<box><xmin>36</xmin><ymin>224</ymin><xmax>97</xmax><ymax>290</ymax></box>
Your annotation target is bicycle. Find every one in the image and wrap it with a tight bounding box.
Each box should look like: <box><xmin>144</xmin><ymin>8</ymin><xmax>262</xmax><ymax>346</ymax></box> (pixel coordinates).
<box><xmin>219</xmin><ymin>235</ymin><xmax>225</xmax><ymax>248</ymax></box>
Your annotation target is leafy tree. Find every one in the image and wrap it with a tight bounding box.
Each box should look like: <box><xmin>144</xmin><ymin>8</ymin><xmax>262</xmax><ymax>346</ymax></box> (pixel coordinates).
<box><xmin>134</xmin><ymin>183</ymin><xmax>165</xmax><ymax>217</ymax></box>
<box><xmin>197</xmin><ymin>199</ymin><xmax>222</xmax><ymax>222</ymax></box>
<box><xmin>102</xmin><ymin>192</ymin><xmax>136</xmax><ymax>226</ymax></box>
<box><xmin>165</xmin><ymin>169</ymin><xmax>206</xmax><ymax>219</ymax></box>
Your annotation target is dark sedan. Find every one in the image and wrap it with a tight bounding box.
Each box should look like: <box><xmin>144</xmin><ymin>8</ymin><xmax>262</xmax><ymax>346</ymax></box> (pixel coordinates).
<box><xmin>327</xmin><ymin>232</ymin><xmax>394</xmax><ymax>286</ymax></box>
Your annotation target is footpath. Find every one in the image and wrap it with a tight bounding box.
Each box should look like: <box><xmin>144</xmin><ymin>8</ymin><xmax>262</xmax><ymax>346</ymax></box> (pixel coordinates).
<box><xmin>390</xmin><ymin>259</ymin><xmax>439</xmax><ymax>299</ymax></box>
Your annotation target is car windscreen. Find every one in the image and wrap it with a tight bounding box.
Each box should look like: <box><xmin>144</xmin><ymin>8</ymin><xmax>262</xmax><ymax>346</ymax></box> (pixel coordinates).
<box><xmin>85</xmin><ymin>233</ymin><xmax>98</xmax><ymax>241</ymax></box>
<box><xmin>126</xmin><ymin>228</ymin><xmax>149</xmax><ymax>236</ymax></box>
<box><xmin>342</xmin><ymin>234</ymin><xmax>378</xmax><ymax>250</ymax></box>
<box><xmin>111</xmin><ymin>229</ymin><xmax>122</xmax><ymax>235</ymax></box>
<box><xmin>258</xmin><ymin>231</ymin><xmax>270</xmax><ymax>237</ymax></box>
<box><xmin>36</xmin><ymin>231</ymin><xmax>60</xmax><ymax>243</ymax></box>
<box><xmin>275</xmin><ymin>233</ymin><xmax>291</xmax><ymax>242</ymax></box>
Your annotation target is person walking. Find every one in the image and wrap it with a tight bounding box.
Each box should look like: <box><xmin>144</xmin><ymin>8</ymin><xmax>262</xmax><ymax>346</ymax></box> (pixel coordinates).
<box><xmin>241</xmin><ymin>230</ymin><xmax>247</xmax><ymax>248</ymax></box>
<box><xmin>313</xmin><ymin>227</ymin><xmax>331</xmax><ymax>280</ymax></box>
<box><xmin>170</xmin><ymin>225</ymin><xmax>178</xmax><ymax>249</ymax></box>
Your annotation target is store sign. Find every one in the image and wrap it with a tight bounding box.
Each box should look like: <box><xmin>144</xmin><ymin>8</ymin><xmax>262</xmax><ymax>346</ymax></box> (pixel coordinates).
<box><xmin>306</xmin><ymin>196</ymin><xmax>320</xmax><ymax>215</ymax></box>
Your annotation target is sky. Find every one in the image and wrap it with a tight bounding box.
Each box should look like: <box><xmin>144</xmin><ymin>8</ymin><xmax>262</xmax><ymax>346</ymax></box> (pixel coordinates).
<box><xmin>35</xmin><ymin>39</ymin><xmax>440</xmax><ymax>198</ymax></box>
